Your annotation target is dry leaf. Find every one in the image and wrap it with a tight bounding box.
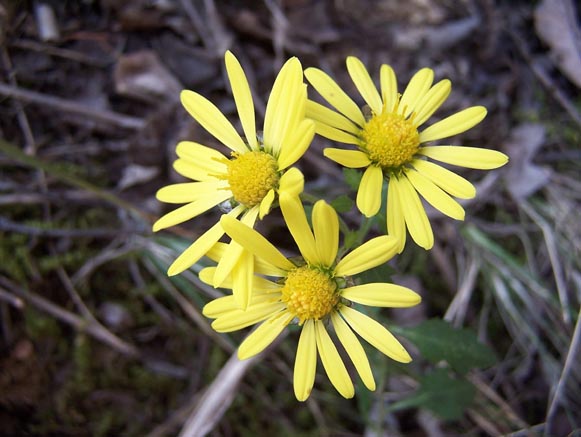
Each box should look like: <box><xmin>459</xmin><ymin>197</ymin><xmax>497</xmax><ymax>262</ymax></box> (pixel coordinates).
<box><xmin>534</xmin><ymin>0</ymin><xmax>581</xmax><ymax>88</ymax></box>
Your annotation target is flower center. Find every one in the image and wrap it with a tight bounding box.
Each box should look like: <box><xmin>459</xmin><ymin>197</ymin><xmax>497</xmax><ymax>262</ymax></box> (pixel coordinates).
<box><xmin>226</xmin><ymin>151</ymin><xmax>279</xmax><ymax>207</ymax></box>
<box><xmin>360</xmin><ymin>112</ymin><xmax>420</xmax><ymax>169</ymax></box>
<box><xmin>281</xmin><ymin>266</ymin><xmax>338</xmax><ymax>324</ymax></box>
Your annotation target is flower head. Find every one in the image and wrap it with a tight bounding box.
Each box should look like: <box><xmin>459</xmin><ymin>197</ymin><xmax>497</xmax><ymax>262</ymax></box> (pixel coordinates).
<box><xmin>202</xmin><ymin>197</ymin><xmax>421</xmax><ymax>401</ymax></box>
<box><xmin>153</xmin><ymin>51</ymin><xmax>314</xmax><ymax>308</ymax></box>
<box><xmin>305</xmin><ymin>56</ymin><xmax>508</xmax><ymax>252</ymax></box>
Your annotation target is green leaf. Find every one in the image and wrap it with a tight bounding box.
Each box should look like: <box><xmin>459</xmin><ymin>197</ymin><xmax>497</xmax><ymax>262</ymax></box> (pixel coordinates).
<box><xmin>330</xmin><ymin>194</ymin><xmax>354</xmax><ymax>213</ymax></box>
<box><xmin>353</xmin><ymin>262</ymin><xmax>395</xmax><ymax>284</ymax></box>
<box><xmin>343</xmin><ymin>168</ymin><xmax>362</xmax><ymax>191</ymax></box>
<box><xmin>393</xmin><ymin>319</ymin><xmax>497</xmax><ymax>374</ymax></box>
<box><xmin>390</xmin><ymin>368</ymin><xmax>475</xmax><ymax>420</ymax></box>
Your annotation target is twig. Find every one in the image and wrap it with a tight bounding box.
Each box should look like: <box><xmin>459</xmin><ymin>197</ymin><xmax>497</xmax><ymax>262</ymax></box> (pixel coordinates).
<box><xmin>0</xmin><ymin>287</ymin><xmax>25</xmax><ymax>309</ymax></box>
<box><xmin>444</xmin><ymin>254</ymin><xmax>481</xmax><ymax>326</ymax></box>
<box><xmin>0</xmin><ymin>82</ymin><xmax>145</xmax><ymax>130</ymax></box>
<box><xmin>10</xmin><ymin>39</ymin><xmax>112</xmax><ymax>67</ymax></box>
<box><xmin>178</xmin><ymin>352</ymin><xmax>260</xmax><ymax>437</ymax></box>
<box><xmin>544</xmin><ymin>305</ymin><xmax>581</xmax><ymax>436</ymax></box>
<box><xmin>0</xmin><ymin>216</ymin><xmax>132</xmax><ymax>238</ymax></box>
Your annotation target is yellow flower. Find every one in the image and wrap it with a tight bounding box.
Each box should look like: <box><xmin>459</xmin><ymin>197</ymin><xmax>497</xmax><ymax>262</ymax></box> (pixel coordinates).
<box><xmin>305</xmin><ymin>57</ymin><xmax>509</xmax><ymax>252</ymax></box>
<box><xmin>153</xmin><ymin>51</ymin><xmax>314</xmax><ymax>308</ymax></box>
<box><xmin>201</xmin><ymin>197</ymin><xmax>421</xmax><ymax>401</ymax></box>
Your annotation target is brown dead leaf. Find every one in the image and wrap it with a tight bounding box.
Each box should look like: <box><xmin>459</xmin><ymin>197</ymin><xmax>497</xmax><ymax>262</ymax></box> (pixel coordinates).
<box><xmin>504</xmin><ymin>123</ymin><xmax>552</xmax><ymax>199</ymax></box>
<box><xmin>534</xmin><ymin>0</ymin><xmax>581</xmax><ymax>88</ymax></box>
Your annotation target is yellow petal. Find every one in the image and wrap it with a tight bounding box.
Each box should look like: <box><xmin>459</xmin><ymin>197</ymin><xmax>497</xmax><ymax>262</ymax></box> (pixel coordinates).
<box><xmin>306</xmin><ymin>100</ymin><xmax>360</xmax><ymax>135</ymax></box>
<box><xmin>167</xmin><ymin>205</ymin><xmax>245</xmax><ymax>276</ymax></box>
<box><xmin>294</xmin><ymin>319</ymin><xmax>317</xmax><ymax>401</ymax></box>
<box><xmin>419</xmin><ymin>146</ymin><xmax>509</xmax><ymax>169</ymax></box>
<box><xmin>330</xmin><ymin>312</ymin><xmax>375</xmax><ymax>391</ymax></box>
<box><xmin>212</xmin><ymin>302</ymin><xmax>286</xmax><ymax>333</ymax></box>
<box><xmin>314</xmin><ymin>320</ymin><xmax>354</xmax><ymax>399</ymax></box>
<box><xmin>263</xmin><ymin>58</ymin><xmax>303</xmax><ymax>156</ymax></box>
<box><xmin>277</xmin><ymin>119</ymin><xmax>315</xmax><ymax>170</ymax></box>
<box><xmin>174</xmin><ymin>141</ymin><xmax>228</xmax><ymax>181</ymax></box>
<box><xmin>199</xmin><ymin>266</ymin><xmax>280</xmax><ymax>294</ymax></box>
<box><xmin>356</xmin><ymin>165</ymin><xmax>383</xmax><ymax>217</ymax></box>
<box><xmin>339</xmin><ymin>306</ymin><xmax>412</xmax><ymax>363</ymax></box>
<box><xmin>278</xmin><ymin>167</ymin><xmax>304</xmax><ymax>197</ymax></box>
<box><xmin>405</xmin><ymin>169</ymin><xmax>465</xmax><ymax>220</ymax></box>
<box><xmin>335</xmin><ymin>235</ymin><xmax>398</xmax><ymax>276</ymax></box>
<box><xmin>346</xmin><ymin>56</ymin><xmax>382</xmax><ymax>115</ymax></box>
<box><xmin>380</xmin><ymin>64</ymin><xmax>398</xmax><ymax>113</ymax></box>
<box><xmin>419</xmin><ymin>106</ymin><xmax>487</xmax><ymax>142</ymax></box>
<box><xmin>410</xmin><ymin>159</ymin><xmax>476</xmax><ymax>199</ymax></box>
<box><xmin>387</xmin><ymin>177</ymin><xmax>406</xmax><ymax>253</ymax></box>
<box><xmin>280</xmin><ymin>194</ymin><xmax>319</xmax><ymax>265</ymax></box>
<box><xmin>238</xmin><ymin>311</ymin><xmax>293</xmax><ymax>359</ymax></box>
<box><xmin>156</xmin><ymin>180</ymin><xmax>228</xmax><ymax>204</ymax></box>
<box><xmin>304</xmin><ymin>67</ymin><xmax>366</xmax><ymax>127</ymax></box>
<box><xmin>312</xmin><ymin>200</ymin><xmax>339</xmax><ymax>267</ymax></box>
<box><xmin>313</xmin><ymin>121</ymin><xmax>361</xmax><ymax>145</ymax></box>
<box><xmin>259</xmin><ymin>189</ymin><xmax>275</xmax><ymax>219</ymax></box>
<box><xmin>231</xmin><ymin>249</ymin><xmax>255</xmax><ymax>310</ymax></box>
<box><xmin>225</xmin><ymin>51</ymin><xmax>258</xmax><ymax>149</ymax></box>
<box><xmin>180</xmin><ymin>90</ymin><xmax>247</xmax><ymax>153</ymax></box>
<box><xmin>400</xmin><ymin>68</ymin><xmax>434</xmax><ymax>117</ymax></box>
<box><xmin>413</xmin><ymin>79</ymin><xmax>451</xmax><ymax>126</ymax></box>
<box><xmin>342</xmin><ymin>283</ymin><xmax>421</xmax><ymax>307</ymax></box>
<box><xmin>152</xmin><ymin>191</ymin><xmax>231</xmax><ymax>232</ymax></box>
<box><xmin>324</xmin><ymin>148</ymin><xmax>371</xmax><ymax>168</ymax></box>
<box><xmin>220</xmin><ymin>215</ymin><xmax>295</xmax><ymax>271</ymax></box>
<box><xmin>392</xmin><ymin>176</ymin><xmax>434</xmax><ymax>250</ymax></box>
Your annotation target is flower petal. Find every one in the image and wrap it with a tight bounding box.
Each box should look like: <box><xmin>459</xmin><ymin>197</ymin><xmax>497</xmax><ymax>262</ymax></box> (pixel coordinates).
<box><xmin>212</xmin><ymin>302</ymin><xmax>286</xmax><ymax>333</ymax></box>
<box><xmin>324</xmin><ymin>148</ymin><xmax>371</xmax><ymax>168</ymax></box>
<box><xmin>346</xmin><ymin>56</ymin><xmax>382</xmax><ymax>115</ymax></box>
<box><xmin>342</xmin><ymin>283</ymin><xmax>421</xmax><ymax>307</ymax></box>
<box><xmin>380</xmin><ymin>64</ymin><xmax>398</xmax><ymax>113</ymax></box>
<box><xmin>339</xmin><ymin>306</ymin><xmax>412</xmax><ymax>363</ymax></box>
<box><xmin>238</xmin><ymin>310</ymin><xmax>293</xmax><ymax>359</ymax></box>
<box><xmin>294</xmin><ymin>319</ymin><xmax>317</xmax><ymax>401</ymax></box>
<box><xmin>225</xmin><ymin>51</ymin><xmax>258</xmax><ymax>149</ymax></box>
<box><xmin>392</xmin><ymin>175</ymin><xmax>434</xmax><ymax>250</ymax></box>
<box><xmin>277</xmin><ymin>119</ymin><xmax>315</xmax><ymax>170</ymax></box>
<box><xmin>419</xmin><ymin>106</ymin><xmax>487</xmax><ymax>143</ymax></box>
<box><xmin>220</xmin><ymin>215</ymin><xmax>295</xmax><ymax>271</ymax></box>
<box><xmin>312</xmin><ymin>200</ymin><xmax>339</xmax><ymax>267</ymax></box>
<box><xmin>413</xmin><ymin>79</ymin><xmax>451</xmax><ymax>126</ymax></box>
<box><xmin>306</xmin><ymin>100</ymin><xmax>360</xmax><ymax>135</ymax></box>
<box><xmin>199</xmin><ymin>266</ymin><xmax>280</xmax><ymax>294</ymax></box>
<box><xmin>305</xmin><ymin>67</ymin><xmax>366</xmax><ymax>127</ymax></box>
<box><xmin>152</xmin><ymin>191</ymin><xmax>231</xmax><ymax>232</ymax></box>
<box><xmin>410</xmin><ymin>159</ymin><xmax>476</xmax><ymax>199</ymax></box>
<box><xmin>263</xmin><ymin>58</ymin><xmax>304</xmax><ymax>156</ymax></box>
<box><xmin>156</xmin><ymin>180</ymin><xmax>229</xmax><ymax>204</ymax></box>
<box><xmin>400</xmin><ymin>68</ymin><xmax>434</xmax><ymax>117</ymax></box>
<box><xmin>278</xmin><ymin>167</ymin><xmax>304</xmax><ymax>198</ymax></box>
<box><xmin>405</xmin><ymin>168</ymin><xmax>465</xmax><ymax>220</ymax></box>
<box><xmin>315</xmin><ymin>320</ymin><xmax>354</xmax><ymax>399</ymax></box>
<box><xmin>313</xmin><ymin>122</ymin><xmax>361</xmax><ymax>145</ymax></box>
<box><xmin>387</xmin><ymin>177</ymin><xmax>406</xmax><ymax>253</ymax></box>
<box><xmin>280</xmin><ymin>194</ymin><xmax>319</xmax><ymax>265</ymax></box>
<box><xmin>166</xmin><ymin>205</ymin><xmax>245</xmax><ymax>276</ymax></box>
<box><xmin>356</xmin><ymin>165</ymin><xmax>383</xmax><ymax>217</ymax></box>
<box><xmin>180</xmin><ymin>90</ymin><xmax>247</xmax><ymax>154</ymax></box>
<box><xmin>418</xmin><ymin>146</ymin><xmax>509</xmax><ymax>169</ymax></box>
<box><xmin>173</xmin><ymin>141</ymin><xmax>228</xmax><ymax>181</ymax></box>
<box><xmin>259</xmin><ymin>189</ymin><xmax>275</xmax><ymax>219</ymax></box>
<box><xmin>331</xmin><ymin>312</ymin><xmax>375</xmax><ymax>391</ymax></box>
<box><xmin>335</xmin><ymin>235</ymin><xmax>398</xmax><ymax>276</ymax></box>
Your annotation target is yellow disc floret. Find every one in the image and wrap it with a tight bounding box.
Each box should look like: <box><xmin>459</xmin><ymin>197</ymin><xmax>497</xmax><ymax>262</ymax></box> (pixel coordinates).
<box><xmin>226</xmin><ymin>151</ymin><xmax>279</xmax><ymax>207</ymax></box>
<box><xmin>361</xmin><ymin>112</ymin><xmax>420</xmax><ymax>169</ymax></box>
<box><xmin>281</xmin><ymin>266</ymin><xmax>338</xmax><ymax>324</ymax></box>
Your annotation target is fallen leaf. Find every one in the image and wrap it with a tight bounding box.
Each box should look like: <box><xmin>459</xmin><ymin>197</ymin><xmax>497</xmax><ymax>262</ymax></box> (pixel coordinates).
<box><xmin>534</xmin><ymin>0</ymin><xmax>581</xmax><ymax>88</ymax></box>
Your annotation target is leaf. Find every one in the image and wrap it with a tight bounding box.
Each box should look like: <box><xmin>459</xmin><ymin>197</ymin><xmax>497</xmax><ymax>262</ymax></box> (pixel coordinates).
<box><xmin>393</xmin><ymin>319</ymin><xmax>496</xmax><ymax>374</ymax></box>
<box><xmin>330</xmin><ymin>194</ymin><xmax>354</xmax><ymax>213</ymax></box>
<box><xmin>343</xmin><ymin>168</ymin><xmax>362</xmax><ymax>191</ymax></box>
<box><xmin>389</xmin><ymin>368</ymin><xmax>475</xmax><ymax>420</ymax></box>
<box><xmin>534</xmin><ymin>0</ymin><xmax>581</xmax><ymax>88</ymax></box>
<box><xmin>353</xmin><ymin>261</ymin><xmax>395</xmax><ymax>285</ymax></box>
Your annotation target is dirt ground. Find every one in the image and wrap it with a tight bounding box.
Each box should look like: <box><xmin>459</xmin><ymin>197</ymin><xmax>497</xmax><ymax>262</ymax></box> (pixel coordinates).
<box><xmin>1</xmin><ymin>0</ymin><xmax>580</xmax><ymax>435</ymax></box>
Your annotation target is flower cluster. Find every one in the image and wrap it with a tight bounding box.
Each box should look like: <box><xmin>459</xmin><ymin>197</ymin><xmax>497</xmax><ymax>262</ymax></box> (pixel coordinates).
<box><xmin>154</xmin><ymin>52</ymin><xmax>508</xmax><ymax>401</ymax></box>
